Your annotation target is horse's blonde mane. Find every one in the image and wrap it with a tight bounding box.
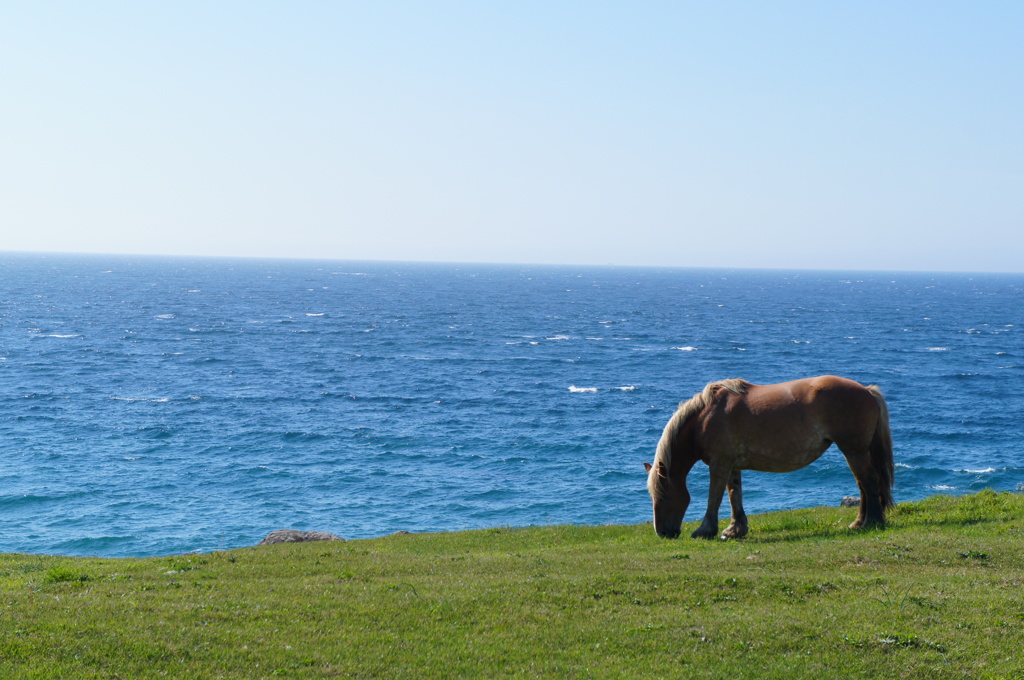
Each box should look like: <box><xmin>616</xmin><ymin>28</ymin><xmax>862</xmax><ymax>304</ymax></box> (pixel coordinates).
<box><xmin>650</xmin><ymin>379</ymin><xmax>750</xmax><ymax>478</ymax></box>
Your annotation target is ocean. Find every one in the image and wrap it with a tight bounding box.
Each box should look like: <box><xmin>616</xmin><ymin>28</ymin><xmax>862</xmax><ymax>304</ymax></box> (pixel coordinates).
<box><xmin>1</xmin><ymin>253</ymin><xmax>1022</xmax><ymax>557</ymax></box>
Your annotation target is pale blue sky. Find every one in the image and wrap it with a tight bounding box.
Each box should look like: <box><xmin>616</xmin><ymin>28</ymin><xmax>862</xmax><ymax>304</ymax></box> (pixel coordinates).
<box><xmin>2</xmin><ymin>2</ymin><xmax>1022</xmax><ymax>271</ymax></box>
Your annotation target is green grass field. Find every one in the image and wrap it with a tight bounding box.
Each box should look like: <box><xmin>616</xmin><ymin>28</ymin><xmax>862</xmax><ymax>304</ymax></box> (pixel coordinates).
<box><xmin>2</xmin><ymin>490</ymin><xmax>1023</xmax><ymax>679</ymax></box>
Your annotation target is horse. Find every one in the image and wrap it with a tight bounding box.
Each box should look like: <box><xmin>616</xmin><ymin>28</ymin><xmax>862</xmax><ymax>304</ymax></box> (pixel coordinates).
<box><xmin>643</xmin><ymin>375</ymin><xmax>893</xmax><ymax>539</ymax></box>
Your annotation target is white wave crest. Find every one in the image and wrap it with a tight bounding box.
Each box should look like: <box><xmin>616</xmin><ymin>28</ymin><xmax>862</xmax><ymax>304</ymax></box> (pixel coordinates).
<box><xmin>110</xmin><ymin>397</ymin><xmax>171</xmax><ymax>403</ymax></box>
<box><xmin>927</xmin><ymin>347</ymin><xmax>951</xmax><ymax>352</ymax></box>
<box><xmin>930</xmin><ymin>485</ymin><xmax>957</xmax><ymax>490</ymax></box>
<box><xmin>957</xmin><ymin>467</ymin><xmax>996</xmax><ymax>474</ymax></box>
<box><xmin>613</xmin><ymin>386</ymin><xmax>636</xmax><ymax>391</ymax></box>
<box><xmin>672</xmin><ymin>346</ymin><xmax>698</xmax><ymax>352</ymax></box>
<box><xmin>568</xmin><ymin>386</ymin><xmax>598</xmax><ymax>393</ymax></box>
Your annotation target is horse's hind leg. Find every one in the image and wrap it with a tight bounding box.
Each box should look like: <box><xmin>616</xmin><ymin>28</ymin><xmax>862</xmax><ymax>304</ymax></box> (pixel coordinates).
<box><xmin>842</xmin><ymin>448</ymin><xmax>886</xmax><ymax>529</ymax></box>
<box><xmin>721</xmin><ymin>471</ymin><xmax>748</xmax><ymax>540</ymax></box>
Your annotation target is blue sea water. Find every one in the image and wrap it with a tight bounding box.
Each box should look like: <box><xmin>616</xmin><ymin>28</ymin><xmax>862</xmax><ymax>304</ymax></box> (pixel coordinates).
<box><xmin>1</xmin><ymin>253</ymin><xmax>1022</xmax><ymax>557</ymax></box>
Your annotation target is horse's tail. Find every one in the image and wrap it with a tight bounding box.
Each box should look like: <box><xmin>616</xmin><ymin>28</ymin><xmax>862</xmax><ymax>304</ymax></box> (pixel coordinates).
<box><xmin>866</xmin><ymin>385</ymin><xmax>894</xmax><ymax>510</ymax></box>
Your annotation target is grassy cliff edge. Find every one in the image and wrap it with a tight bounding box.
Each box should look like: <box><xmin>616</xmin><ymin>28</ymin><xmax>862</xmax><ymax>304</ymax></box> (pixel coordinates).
<box><xmin>2</xmin><ymin>491</ymin><xmax>1023</xmax><ymax>679</ymax></box>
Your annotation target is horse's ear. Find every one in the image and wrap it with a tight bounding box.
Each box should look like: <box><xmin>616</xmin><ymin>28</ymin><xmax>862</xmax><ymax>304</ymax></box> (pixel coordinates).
<box><xmin>643</xmin><ymin>462</ymin><xmax>653</xmax><ymax>473</ymax></box>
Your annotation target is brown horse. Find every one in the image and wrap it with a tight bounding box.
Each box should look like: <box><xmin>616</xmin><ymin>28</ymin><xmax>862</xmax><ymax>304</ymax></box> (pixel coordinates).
<box><xmin>644</xmin><ymin>375</ymin><xmax>893</xmax><ymax>539</ymax></box>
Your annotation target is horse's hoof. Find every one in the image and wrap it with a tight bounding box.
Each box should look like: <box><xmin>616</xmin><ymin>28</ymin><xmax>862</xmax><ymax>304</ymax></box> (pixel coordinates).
<box><xmin>690</xmin><ymin>528</ymin><xmax>716</xmax><ymax>540</ymax></box>
<box><xmin>849</xmin><ymin>519</ymin><xmax>885</xmax><ymax>530</ymax></box>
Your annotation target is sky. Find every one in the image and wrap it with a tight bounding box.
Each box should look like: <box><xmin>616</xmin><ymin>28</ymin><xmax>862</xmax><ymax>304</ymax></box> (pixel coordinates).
<box><xmin>2</xmin><ymin>2</ymin><xmax>1022</xmax><ymax>272</ymax></box>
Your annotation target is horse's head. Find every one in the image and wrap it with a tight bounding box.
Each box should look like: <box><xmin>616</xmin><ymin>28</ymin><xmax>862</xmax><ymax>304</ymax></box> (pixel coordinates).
<box><xmin>644</xmin><ymin>460</ymin><xmax>690</xmax><ymax>538</ymax></box>
<box><xmin>646</xmin><ymin>402</ymin><xmax>701</xmax><ymax>538</ymax></box>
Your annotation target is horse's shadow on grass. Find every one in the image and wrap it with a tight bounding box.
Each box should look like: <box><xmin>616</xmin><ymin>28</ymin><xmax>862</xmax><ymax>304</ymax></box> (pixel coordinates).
<box><xmin>890</xmin><ymin>514</ymin><xmax>1005</xmax><ymax>530</ymax></box>
<box><xmin>742</xmin><ymin>527</ymin><xmax>876</xmax><ymax>544</ymax></box>
<box><xmin>672</xmin><ymin>491</ymin><xmax>1024</xmax><ymax>545</ymax></box>
<box><xmin>675</xmin><ymin>519</ymin><xmax>861</xmax><ymax>544</ymax></box>
<box><xmin>738</xmin><ymin>513</ymin><xmax>1009</xmax><ymax>544</ymax></box>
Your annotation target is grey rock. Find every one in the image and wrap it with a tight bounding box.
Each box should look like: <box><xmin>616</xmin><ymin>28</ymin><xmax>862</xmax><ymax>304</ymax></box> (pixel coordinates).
<box><xmin>840</xmin><ymin>496</ymin><xmax>860</xmax><ymax>507</ymax></box>
<box><xmin>258</xmin><ymin>529</ymin><xmax>344</xmax><ymax>546</ymax></box>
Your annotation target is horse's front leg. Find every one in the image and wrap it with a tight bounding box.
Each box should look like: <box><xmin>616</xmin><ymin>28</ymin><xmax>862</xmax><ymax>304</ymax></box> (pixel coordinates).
<box><xmin>721</xmin><ymin>470</ymin><xmax>748</xmax><ymax>540</ymax></box>
<box><xmin>691</xmin><ymin>464</ymin><xmax>730</xmax><ymax>539</ymax></box>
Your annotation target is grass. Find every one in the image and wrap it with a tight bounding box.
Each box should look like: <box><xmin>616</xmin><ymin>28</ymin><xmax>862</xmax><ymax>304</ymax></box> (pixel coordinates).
<box><xmin>2</xmin><ymin>490</ymin><xmax>1024</xmax><ymax>678</ymax></box>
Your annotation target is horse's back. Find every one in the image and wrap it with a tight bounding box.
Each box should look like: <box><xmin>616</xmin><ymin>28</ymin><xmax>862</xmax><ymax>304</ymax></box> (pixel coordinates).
<box><xmin>802</xmin><ymin>375</ymin><xmax>881</xmax><ymax>419</ymax></box>
<box><xmin>708</xmin><ymin>375</ymin><xmax>881</xmax><ymax>453</ymax></box>
<box><xmin>751</xmin><ymin>375</ymin><xmax>881</xmax><ymax>443</ymax></box>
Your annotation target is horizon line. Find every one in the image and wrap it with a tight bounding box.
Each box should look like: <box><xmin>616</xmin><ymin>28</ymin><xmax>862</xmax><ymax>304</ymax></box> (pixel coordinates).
<box><xmin>2</xmin><ymin>248</ymin><xmax>1021</xmax><ymax>277</ymax></box>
